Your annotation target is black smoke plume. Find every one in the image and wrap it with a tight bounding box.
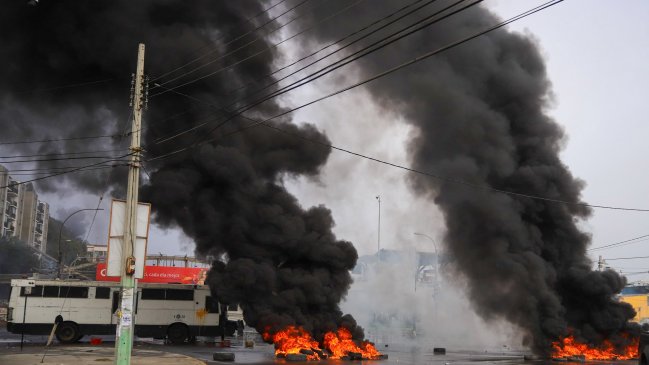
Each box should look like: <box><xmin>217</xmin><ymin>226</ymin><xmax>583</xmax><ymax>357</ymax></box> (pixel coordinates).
<box><xmin>0</xmin><ymin>1</ymin><xmax>363</xmax><ymax>340</ymax></box>
<box><xmin>292</xmin><ymin>0</ymin><xmax>637</xmax><ymax>355</ymax></box>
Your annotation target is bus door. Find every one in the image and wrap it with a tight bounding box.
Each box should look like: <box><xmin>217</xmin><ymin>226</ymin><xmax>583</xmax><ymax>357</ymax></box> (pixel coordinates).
<box><xmin>110</xmin><ymin>290</ymin><xmax>139</xmax><ymax>325</ymax></box>
<box><xmin>111</xmin><ymin>291</ymin><xmax>119</xmax><ymax>324</ymax></box>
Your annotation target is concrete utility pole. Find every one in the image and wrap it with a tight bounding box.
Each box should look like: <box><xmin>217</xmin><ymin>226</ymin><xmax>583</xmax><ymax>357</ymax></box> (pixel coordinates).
<box><xmin>115</xmin><ymin>43</ymin><xmax>145</xmax><ymax>365</ymax></box>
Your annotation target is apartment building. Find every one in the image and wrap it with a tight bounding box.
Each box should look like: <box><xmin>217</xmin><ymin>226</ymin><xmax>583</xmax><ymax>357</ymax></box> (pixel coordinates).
<box><xmin>0</xmin><ymin>165</ymin><xmax>50</xmax><ymax>252</ymax></box>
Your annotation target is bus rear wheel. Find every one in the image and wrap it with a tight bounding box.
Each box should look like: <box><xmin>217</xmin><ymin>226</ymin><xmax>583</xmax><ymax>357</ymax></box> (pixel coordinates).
<box><xmin>56</xmin><ymin>322</ymin><xmax>80</xmax><ymax>344</ymax></box>
<box><xmin>167</xmin><ymin>323</ymin><xmax>189</xmax><ymax>345</ymax></box>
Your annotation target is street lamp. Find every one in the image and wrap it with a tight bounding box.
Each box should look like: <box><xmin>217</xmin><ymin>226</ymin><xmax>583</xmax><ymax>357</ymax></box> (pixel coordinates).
<box><xmin>57</xmin><ymin>208</ymin><xmax>103</xmax><ymax>279</ymax></box>
<box><xmin>413</xmin><ymin>233</ymin><xmax>440</xmax><ymax>294</ymax></box>
<box><xmin>375</xmin><ymin>195</ymin><xmax>381</xmax><ymax>256</ymax></box>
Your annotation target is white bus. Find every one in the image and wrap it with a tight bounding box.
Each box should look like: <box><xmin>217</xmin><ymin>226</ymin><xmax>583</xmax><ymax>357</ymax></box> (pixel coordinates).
<box><xmin>6</xmin><ymin>279</ymin><xmax>244</xmax><ymax>344</ymax></box>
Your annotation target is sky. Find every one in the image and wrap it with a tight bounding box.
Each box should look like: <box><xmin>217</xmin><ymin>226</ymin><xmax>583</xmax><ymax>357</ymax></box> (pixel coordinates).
<box><xmin>29</xmin><ymin>0</ymin><xmax>649</xmax><ymax>282</ymax></box>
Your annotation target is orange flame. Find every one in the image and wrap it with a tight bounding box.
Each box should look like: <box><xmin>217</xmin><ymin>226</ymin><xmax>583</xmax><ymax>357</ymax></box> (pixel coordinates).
<box><xmin>263</xmin><ymin>326</ymin><xmax>321</xmax><ymax>360</ymax></box>
<box><xmin>323</xmin><ymin>327</ymin><xmax>382</xmax><ymax>359</ymax></box>
<box><xmin>551</xmin><ymin>334</ymin><xmax>639</xmax><ymax>360</ymax></box>
<box><xmin>263</xmin><ymin>325</ymin><xmax>383</xmax><ymax>360</ymax></box>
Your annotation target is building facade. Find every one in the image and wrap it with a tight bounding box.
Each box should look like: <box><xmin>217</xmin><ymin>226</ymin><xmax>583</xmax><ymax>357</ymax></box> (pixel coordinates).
<box><xmin>86</xmin><ymin>243</ymin><xmax>108</xmax><ymax>262</ymax></box>
<box><xmin>0</xmin><ymin>165</ymin><xmax>50</xmax><ymax>252</ymax></box>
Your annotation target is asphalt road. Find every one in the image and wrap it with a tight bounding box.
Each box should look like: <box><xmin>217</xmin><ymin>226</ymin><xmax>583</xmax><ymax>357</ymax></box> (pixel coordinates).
<box><xmin>0</xmin><ymin>325</ymin><xmax>640</xmax><ymax>365</ymax></box>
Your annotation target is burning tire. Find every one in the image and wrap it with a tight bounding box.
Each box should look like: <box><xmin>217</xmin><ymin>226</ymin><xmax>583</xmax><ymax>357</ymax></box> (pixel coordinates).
<box><xmin>167</xmin><ymin>323</ymin><xmax>189</xmax><ymax>344</ymax></box>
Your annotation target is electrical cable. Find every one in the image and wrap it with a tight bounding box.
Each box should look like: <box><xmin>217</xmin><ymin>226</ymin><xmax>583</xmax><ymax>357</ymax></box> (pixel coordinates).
<box><xmin>603</xmin><ymin>255</ymin><xmax>649</xmax><ymax>261</ymax></box>
<box><xmin>152</xmin><ymin>0</ymin><xmax>314</xmax><ymax>86</ymax></box>
<box><xmin>150</xmin><ymin>0</ymin><xmax>432</xmax><ymax>145</ymax></box>
<box><xmin>619</xmin><ymin>272</ymin><xmax>649</xmax><ymax>276</ymax></box>
<box><xmin>222</xmin><ymin>0</ymin><xmax>444</xmax><ymax>111</ymax></box>
<box><xmin>0</xmin><ymin>149</ymin><xmax>129</xmax><ymax>159</ymax></box>
<box><xmin>151</xmin><ymin>0</ymin><xmax>365</xmax><ymax>95</ymax></box>
<box><xmin>219</xmin><ymin>0</ymin><xmax>428</xmax><ymax>101</ymax></box>
<box><xmin>259</xmin><ymin>120</ymin><xmax>649</xmax><ymax>212</ymax></box>
<box><xmin>152</xmin><ymin>0</ymin><xmax>466</xmax><ymax>144</ymax></box>
<box><xmin>6</xmin><ymin>164</ymin><xmax>129</xmax><ymax>173</ymax></box>
<box><xmin>0</xmin><ymin>154</ymin><xmax>132</xmax><ymax>189</ymax></box>
<box><xmin>153</xmin><ymin>0</ymin><xmax>521</xmax><ymax>147</ymax></box>
<box><xmin>224</xmin><ymin>0</ymin><xmax>559</xmax><ymax>136</ymax></box>
<box><xmin>145</xmin><ymin>2</ymin><xmax>649</xmax><ymax>213</ymax></box>
<box><xmin>0</xmin><ymin>134</ymin><xmax>126</xmax><ymax>146</ymax></box>
<box><xmin>589</xmin><ymin>234</ymin><xmax>649</xmax><ymax>252</ymax></box>
<box><xmin>152</xmin><ymin>0</ymin><xmax>289</xmax><ymax>82</ymax></box>
<box><xmin>14</xmin><ymin>78</ymin><xmax>114</xmax><ymax>95</ymax></box>
<box><xmin>0</xmin><ymin>155</ymin><xmax>132</xmax><ymax>164</ymax></box>
<box><xmin>151</xmin><ymin>0</ymin><xmax>448</xmax><ymax>99</ymax></box>
<box><xmin>7</xmin><ymin>166</ymin><xmax>120</xmax><ymax>176</ymax></box>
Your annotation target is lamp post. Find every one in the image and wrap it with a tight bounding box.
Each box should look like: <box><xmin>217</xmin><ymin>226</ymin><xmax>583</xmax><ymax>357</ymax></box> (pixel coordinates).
<box><xmin>57</xmin><ymin>208</ymin><xmax>103</xmax><ymax>279</ymax></box>
<box><xmin>375</xmin><ymin>195</ymin><xmax>381</xmax><ymax>256</ymax></box>
<box><xmin>413</xmin><ymin>232</ymin><xmax>440</xmax><ymax>294</ymax></box>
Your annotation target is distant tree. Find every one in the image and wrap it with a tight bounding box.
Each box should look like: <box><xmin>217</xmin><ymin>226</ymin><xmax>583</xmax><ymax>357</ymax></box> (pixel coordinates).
<box><xmin>0</xmin><ymin>236</ymin><xmax>39</xmax><ymax>274</ymax></box>
<box><xmin>46</xmin><ymin>217</ymin><xmax>88</xmax><ymax>266</ymax></box>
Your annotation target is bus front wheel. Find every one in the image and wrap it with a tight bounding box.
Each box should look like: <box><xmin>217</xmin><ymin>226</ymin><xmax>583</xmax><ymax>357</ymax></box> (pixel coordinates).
<box><xmin>56</xmin><ymin>322</ymin><xmax>80</xmax><ymax>344</ymax></box>
<box><xmin>167</xmin><ymin>323</ymin><xmax>189</xmax><ymax>345</ymax></box>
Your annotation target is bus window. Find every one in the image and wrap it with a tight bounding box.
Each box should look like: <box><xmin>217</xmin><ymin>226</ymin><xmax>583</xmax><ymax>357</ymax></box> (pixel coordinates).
<box><xmin>228</xmin><ymin>303</ymin><xmax>238</xmax><ymax>312</ymax></box>
<box><xmin>60</xmin><ymin>286</ymin><xmax>88</xmax><ymax>299</ymax></box>
<box><xmin>43</xmin><ymin>286</ymin><xmax>59</xmax><ymax>297</ymax></box>
<box><xmin>112</xmin><ymin>292</ymin><xmax>119</xmax><ymax>313</ymax></box>
<box><xmin>95</xmin><ymin>287</ymin><xmax>111</xmax><ymax>299</ymax></box>
<box><xmin>205</xmin><ymin>296</ymin><xmax>219</xmax><ymax>313</ymax></box>
<box><xmin>20</xmin><ymin>286</ymin><xmax>43</xmax><ymax>297</ymax></box>
<box><xmin>166</xmin><ymin>289</ymin><xmax>193</xmax><ymax>301</ymax></box>
<box><xmin>141</xmin><ymin>288</ymin><xmax>165</xmax><ymax>300</ymax></box>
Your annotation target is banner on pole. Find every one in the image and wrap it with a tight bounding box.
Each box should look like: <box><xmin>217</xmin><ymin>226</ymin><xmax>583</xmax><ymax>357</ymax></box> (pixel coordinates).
<box><xmin>105</xmin><ymin>199</ymin><xmax>151</xmax><ymax>278</ymax></box>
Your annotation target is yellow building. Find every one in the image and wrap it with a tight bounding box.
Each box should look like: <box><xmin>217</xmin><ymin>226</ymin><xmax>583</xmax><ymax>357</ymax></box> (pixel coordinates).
<box><xmin>620</xmin><ymin>294</ymin><xmax>649</xmax><ymax>322</ymax></box>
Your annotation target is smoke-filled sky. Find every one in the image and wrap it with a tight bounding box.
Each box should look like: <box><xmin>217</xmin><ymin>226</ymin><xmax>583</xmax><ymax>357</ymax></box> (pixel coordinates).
<box><xmin>16</xmin><ymin>0</ymin><xmax>646</xmax><ymax>281</ymax></box>
<box><xmin>292</xmin><ymin>0</ymin><xmax>649</xmax><ymax>280</ymax></box>
<box><xmin>2</xmin><ymin>0</ymin><xmax>649</xmax><ymax>349</ymax></box>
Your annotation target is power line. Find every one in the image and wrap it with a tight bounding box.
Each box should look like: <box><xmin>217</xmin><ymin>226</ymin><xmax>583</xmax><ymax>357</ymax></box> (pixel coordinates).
<box><xmin>151</xmin><ymin>0</ymin><xmax>365</xmax><ymax>96</ymax></box>
<box><xmin>606</xmin><ymin>256</ymin><xmax>649</xmax><ymax>261</ymax></box>
<box><xmin>152</xmin><ymin>0</ymin><xmax>450</xmax><ymax>100</ymax></box>
<box><xmin>150</xmin><ymin>0</ymin><xmax>429</xmax><ymax>144</ymax></box>
<box><xmin>148</xmin><ymin>100</ymin><xmax>649</xmax><ymax>213</ymax></box>
<box><xmin>0</xmin><ymin>133</ymin><xmax>126</xmax><ymax>146</ymax></box>
<box><xmin>0</xmin><ymin>149</ymin><xmax>129</xmax><ymax>159</ymax></box>
<box><xmin>221</xmin><ymin>0</ymin><xmax>474</xmax><ymax>122</ymax></box>
<box><xmin>187</xmin><ymin>0</ymin><xmax>531</xmax><ymax>144</ymax></box>
<box><xmin>6</xmin><ymin>166</ymin><xmax>122</xmax><ymax>176</ymax></box>
<box><xmin>222</xmin><ymin>0</ymin><xmax>445</xmax><ymax>113</ymax></box>
<box><xmin>14</xmin><ymin>78</ymin><xmax>114</xmax><ymax>95</ymax></box>
<box><xmin>259</xmin><ymin>121</ymin><xmax>649</xmax><ymax>212</ymax></box>
<box><xmin>219</xmin><ymin>0</ymin><xmax>429</xmax><ymax>103</ymax></box>
<box><xmin>152</xmin><ymin>0</ymin><xmax>314</xmax><ymax>87</ymax></box>
<box><xmin>589</xmin><ymin>234</ymin><xmax>649</xmax><ymax>252</ymax></box>
<box><xmin>5</xmin><ymin>164</ymin><xmax>130</xmax><ymax>173</ymax></box>
<box><xmin>146</xmin><ymin>2</ymin><xmax>649</xmax><ymax>213</ymax></box>
<box><xmin>618</xmin><ymin>271</ymin><xmax>649</xmax><ymax>276</ymax></box>
<box><xmin>0</xmin><ymin>154</ymin><xmax>132</xmax><ymax>189</ymax></box>
<box><xmin>152</xmin><ymin>0</ymin><xmax>467</xmax><ymax>144</ymax></box>
<box><xmin>0</xmin><ymin>155</ymin><xmax>131</xmax><ymax>164</ymax></box>
<box><xmin>152</xmin><ymin>0</ymin><xmax>289</xmax><ymax>82</ymax></box>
